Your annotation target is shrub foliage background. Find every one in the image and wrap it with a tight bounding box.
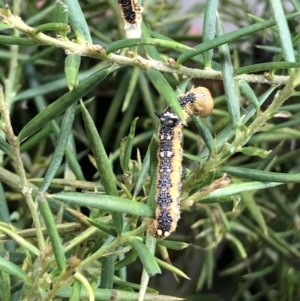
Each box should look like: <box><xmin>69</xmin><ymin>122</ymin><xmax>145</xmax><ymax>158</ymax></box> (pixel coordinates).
<box><xmin>0</xmin><ymin>0</ymin><xmax>300</xmax><ymax>300</ymax></box>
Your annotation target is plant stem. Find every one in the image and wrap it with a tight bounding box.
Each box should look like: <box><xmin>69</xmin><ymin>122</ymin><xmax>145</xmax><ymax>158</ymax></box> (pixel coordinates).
<box><xmin>0</xmin><ymin>86</ymin><xmax>45</xmax><ymax>250</ymax></box>
<box><xmin>3</xmin><ymin>0</ymin><xmax>21</xmax><ymax>110</ymax></box>
<box><xmin>80</xmin><ymin>224</ymin><xmax>147</xmax><ymax>267</ymax></box>
<box><xmin>183</xmin><ymin>69</ymin><xmax>300</xmax><ymax>192</ymax></box>
<box><xmin>0</xmin><ymin>8</ymin><xmax>291</xmax><ymax>86</ymax></box>
<box><xmin>233</xmin><ymin>69</ymin><xmax>300</xmax><ymax>149</ymax></box>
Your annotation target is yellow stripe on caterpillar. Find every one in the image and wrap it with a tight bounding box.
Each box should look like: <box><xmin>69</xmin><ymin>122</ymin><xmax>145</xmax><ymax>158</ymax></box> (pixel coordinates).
<box><xmin>149</xmin><ymin>86</ymin><xmax>214</xmax><ymax>239</ymax></box>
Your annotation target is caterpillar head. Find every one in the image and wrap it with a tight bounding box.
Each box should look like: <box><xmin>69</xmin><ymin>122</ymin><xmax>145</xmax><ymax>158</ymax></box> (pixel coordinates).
<box><xmin>189</xmin><ymin>87</ymin><xmax>214</xmax><ymax>117</ymax></box>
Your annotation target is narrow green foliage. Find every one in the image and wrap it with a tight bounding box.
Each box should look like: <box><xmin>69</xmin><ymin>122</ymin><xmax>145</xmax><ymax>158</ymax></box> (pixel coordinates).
<box><xmin>130</xmin><ymin>237</ymin><xmax>161</xmax><ymax>276</ymax></box>
<box><xmin>120</xmin><ymin>117</ymin><xmax>138</xmax><ymax>173</ymax></box>
<box><xmin>0</xmin><ymin>136</ymin><xmax>11</xmax><ymax>157</ymax></box>
<box><xmin>238</xmin><ymin>80</ymin><xmax>260</xmax><ymax>113</ymax></box>
<box><xmin>87</xmin><ymin>217</ymin><xmax>117</xmax><ymax>237</ymax></box>
<box><xmin>141</xmin><ymin>23</ymin><xmax>162</xmax><ymax>61</ymax></box>
<box><xmin>226</xmin><ymin>234</ymin><xmax>247</xmax><ymax>259</ymax></box>
<box><xmin>220</xmin><ymin>166</ymin><xmax>300</xmax><ymax>182</ymax></box>
<box><xmin>197</xmin><ymin>249</ymin><xmax>214</xmax><ymax>290</ymax></box>
<box><xmin>13</xmin><ymin>68</ymin><xmax>98</xmax><ymax>102</ymax></box>
<box><xmin>55</xmin><ymin>0</ymin><xmax>68</xmax><ymax>24</ymax></box>
<box><xmin>69</xmin><ymin>280</ymin><xmax>81</xmax><ymax>301</ymax></box>
<box><xmin>37</xmin><ymin>194</ymin><xmax>67</xmax><ymax>272</ymax></box>
<box><xmin>0</xmin><ymin>35</ymin><xmax>36</xmax><ymax>45</ymax></box>
<box><xmin>51</xmin><ymin>192</ymin><xmax>153</xmax><ymax>217</ymax></box>
<box><xmin>1</xmin><ymin>269</ymin><xmax>11</xmax><ymax>301</ymax></box>
<box><xmin>56</xmin><ymin>287</ymin><xmax>185</xmax><ymax>300</ymax></box>
<box><xmin>114</xmin><ymin>250</ymin><xmax>137</xmax><ymax>270</ymax></box>
<box><xmin>122</xmin><ymin>67</ymin><xmax>140</xmax><ymax>112</ymax></box>
<box><xmin>138</xmin><ymin>233</ymin><xmax>157</xmax><ymax>300</ymax></box>
<box><xmin>133</xmin><ymin>145</ymin><xmax>150</xmax><ymax>198</ymax></box>
<box><xmin>1</xmin><ymin>1</ymin><xmax>300</xmax><ymax>300</ymax></box>
<box><xmin>156</xmin><ymin>257</ymin><xmax>190</xmax><ymax>279</ymax></box>
<box><xmin>35</xmin><ymin>22</ymin><xmax>70</xmax><ymax>35</ymax></box>
<box><xmin>240</xmin><ymin>191</ymin><xmax>267</xmax><ymax>234</ymax></box>
<box><xmin>39</xmin><ymin>104</ymin><xmax>76</xmax><ymax>194</ymax></box>
<box><xmin>177</xmin><ymin>12</ymin><xmax>300</xmax><ymax>64</ymax></box>
<box><xmin>235</xmin><ymin>62</ymin><xmax>300</xmax><ymax>75</ymax></box>
<box><xmin>63</xmin><ymin>0</ymin><xmax>92</xmax><ymax>43</ymax></box>
<box><xmin>100</xmin><ymin>256</ymin><xmax>115</xmax><ymax>289</ymax></box>
<box><xmin>65</xmin><ymin>54</ymin><xmax>81</xmax><ymax>90</ymax></box>
<box><xmin>100</xmin><ymin>72</ymin><xmax>131</xmax><ymax>145</ymax></box>
<box><xmin>0</xmin><ymin>256</ymin><xmax>29</xmax><ymax>283</ymax></box>
<box><xmin>80</xmin><ymin>101</ymin><xmax>123</xmax><ymax>233</ymax></box>
<box><xmin>239</xmin><ymin>146</ymin><xmax>270</xmax><ymax>158</ymax></box>
<box><xmin>18</xmin><ymin>66</ymin><xmax>117</xmax><ymax>140</ymax></box>
<box><xmin>269</xmin><ymin>0</ymin><xmax>295</xmax><ymax>63</ymax></box>
<box><xmin>157</xmin><ymin>240</ymin><xmax>190</xmax><ymax>251</ymax></box>
<box><xmin>146</xmin><ymin>67</ymin><xmax>185</xmax><ymax>122</ymax></box>
<box><xmin>0</xmin><ymin>224</ymin><xmax>40</xmax><ymax>255</ymax></box>
<box><xmin>106</xmin><ymin>38</ymin><xmax>190</xmax><ymax>55</ymax></box>
<box><xmin>216</xmin><ymin>14</ymin><xmax>240</xmax><ymax>127</ymax></box>
<box><xmin>202</xmin><ymin>0</ymin><xmax>219</xmax><ymax>67</ymax></box>
<box><xmin>191</xmin><ymin>115</ymin><xmax>216</xmax><ymax>155</ymax></box>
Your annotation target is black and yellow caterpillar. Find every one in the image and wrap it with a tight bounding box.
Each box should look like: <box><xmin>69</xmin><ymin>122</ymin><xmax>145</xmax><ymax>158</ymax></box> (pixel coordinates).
<box><xmin>149</xmin><ymin>87</ymin><xmax>214</xmax><ymax>239</ymax></box>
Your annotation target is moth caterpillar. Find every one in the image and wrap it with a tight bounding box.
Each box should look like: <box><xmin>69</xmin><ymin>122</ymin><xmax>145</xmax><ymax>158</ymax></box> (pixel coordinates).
<box><xmin>117</xmin><ymin>0</ymin><xmax>142</xmax><ymax>38</ymax></box>
<box><xmin>149</xmin><ymin>87</ymin><xmax>214</xmax><ymax>239</ymax></box>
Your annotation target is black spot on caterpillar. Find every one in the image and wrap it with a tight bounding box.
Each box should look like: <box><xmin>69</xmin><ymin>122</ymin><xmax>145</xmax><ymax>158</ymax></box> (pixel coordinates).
<box><xmin>149</xmin><ymin>87</ymin><xmax>214</xmax><ymax>239</ymax></box>
<box><xmin>117</xmin><ymin>0</ymin><xmax>142</xmax><ymax>38</ymax></box>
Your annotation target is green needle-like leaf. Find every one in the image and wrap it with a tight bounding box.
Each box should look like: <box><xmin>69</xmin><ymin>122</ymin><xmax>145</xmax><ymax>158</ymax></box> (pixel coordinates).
<box><xmin>0</xmin><ymin>136</ymin><xmax>12</xmax><ymax>157</ymax></box>
<box><xmin>120</xmin><ymin>117</ymin><xmax>138</xmax><ymax>173</ymax></box>
<box><xmin>56</xmin><ymin>287</ymin><xmax>185</xmax><ymax>300</ymax></box>
<box><xmin>35</xmin><ymin>22</ymin><xmax>70</xmax><ymax>35</ymax></box>
<box><xmin>51</xmin><ymin>192</ymin><xmax>154</xmax><ymax>218</ymax></box>
<box><xmin>177</xmin><ymin>12</ymin><xmax>300</xmax><ymax>64</ymax></box>
<box><xmin>220</xmin><ymin>166</ymin><xmax>300</xmax><ymax>183</ymax></box>
<box><xmin>241</xmin><ymin>191</ymin><xmax>267</xmax><ymax>235</ymax></box>
<box><xmin>37</xmin><ymin>194</ymin><xmax>67</xmax><ymax>272</ymax></box>
<box><xmin>65</xmin><ymin>54</ymin><xmax>81</xmax><ymax>90</ymax></box>
<box><xmin>100</xmin><ymin>256</ymin><xmax>114</xmax><ymax>289</ymax></box>
<box><xmin>146</xmin><ymin>67</ymin><xmax>185</xmax><ymax>122</ymax></box>
<box><xmin>270</xmin><ymin>0</ymin><xmax>295</xmax><ymax>63</ymax></box>
<box><xmin>156</xmin><ymin>257</ymin><xmax>190</xmax><ymax>279</ymax></box>
<box><xmin>106</xmin><ymin>38</ymin><xmax>190</xmax><ymax>55</ymax></box>
<box><xmin>235</xmin><ymin>62</ymin><xmax>300</xmax><ymax>75</ymax></box>
<box><xmin>81</xmin><ymin>101</ymin><xmax>123</xmax><ymax>234</ymax></box>
<box><xmin>202</xmin><ymin>0</ymin><xmax>219</xmax><ymax>67</ymax></box>
<box><xmin>0</xmin><ymin>256</ymin><xmax>29</xmax><ymax>283</ymax></box>
<box><xmin>87</xmin><ymin>218</ymin><xmax>117</xmax><ymax>237</ymax></box>
<box><xmin>39</xmin><ymin>104</ymin><xmax>76</xmax><ymax>194</ymax></box>
<box><xmin>216</xmin><ymin>14</ymin><xmax>240</xmax><ymax>127</ymax></box>
<box><xmin>200</xmin><ymin>181</ymin><xmax>282</xmax><ymax>202</ymax></box>
<box><xmin>133</xmin><ymin>145</ymin><xmax>150</xmax><ymax>198</ymax></box>
<box><xmin>157</xmin><ymin>240</ymin><xmax>190</xmax><ymax>250</ymax></box>
<box><xmin>130</xmin><ymin>237</ymin><xmax>161</xmax><ymax>276</ymax></box>
<box><xmin>64</xmin><ymin>0</ymin><xmax>92</xmax><ymax>43</ymax></box>
<box><xmin>18</xmin><ymin>65</ymin><xmax>118</xmax><ymax>141</ymax></box>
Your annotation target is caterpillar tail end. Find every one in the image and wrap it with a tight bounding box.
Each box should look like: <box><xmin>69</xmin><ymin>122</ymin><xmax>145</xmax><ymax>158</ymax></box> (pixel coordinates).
<box><xmin>148</xmin><ymin>219</ymin><xmax>172</xmax><ymax>239</ymax></box>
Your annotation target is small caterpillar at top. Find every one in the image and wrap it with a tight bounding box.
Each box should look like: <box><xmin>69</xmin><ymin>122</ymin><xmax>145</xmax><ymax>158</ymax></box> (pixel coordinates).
<box><xmin>149</xmin><ymin>86</ymin><xmax>214</xmax><ymax>239</ymax></box>
<box><xmin>117</xmin><ymin>0</ymin><xmax>143</xmax><ymax>38</ymax></box>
